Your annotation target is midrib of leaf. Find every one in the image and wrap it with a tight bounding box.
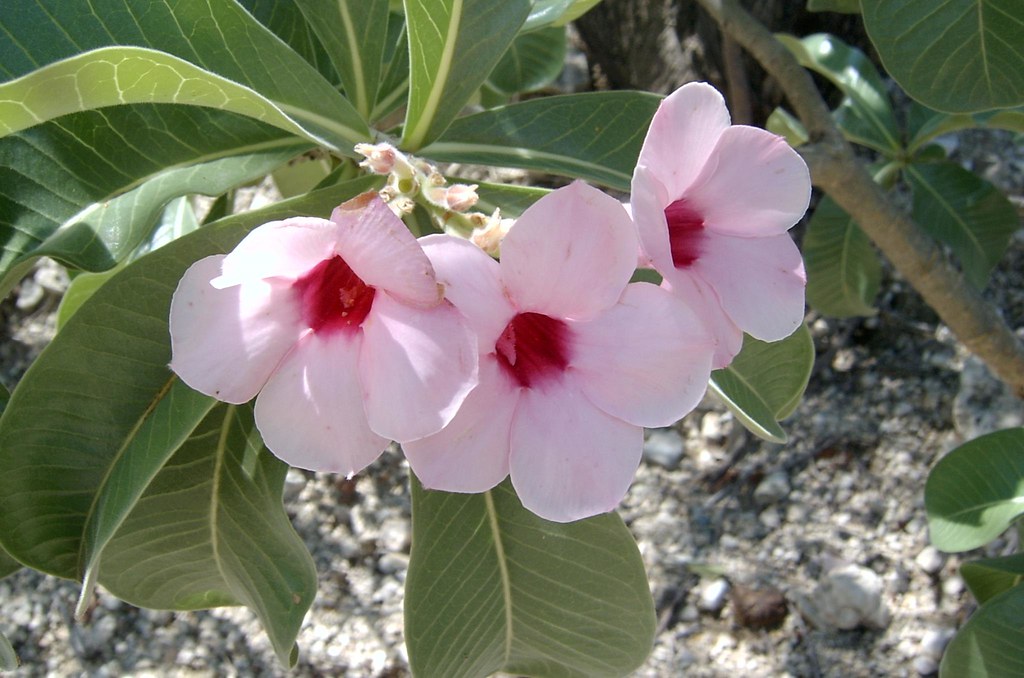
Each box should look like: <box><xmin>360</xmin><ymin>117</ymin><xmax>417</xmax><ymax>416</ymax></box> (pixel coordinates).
<box><xmin>338</xmin><ymin>0</ymin><xmax>369</xmax><ymax>117</ymax></box>
<box><xmin>483</xmin><ymin>489</ymin><xmax>514</xmax><ymax>668</ymax></box>
<box><xmin>371</xmin><ymin>76</ymin><xmax>408</xmax><ymax>121</ymax></box>
<box><xmin>76</xmin><ymin>375</ymin><xmax>177</xmax><ymax>577</ymax></box>
<box><xmin>208</xmin><ymin>404</ymin><xmax>236</xmax><ymax>589</ymax></box>
<box><xmin>977</xmin><ymin>0</ymin><xmax>993</xmax><ymax>92</ymax></box>
<box><xmin>422</xmin><ymin>140</ymin><xmax>633</xmax><ymax>188</ymax></box>
<box><xmin>945</xmin><ymin>495</ymin><xmax>1024</xmax><ymax>520</ymax></box>
<box><xmin>404</xmin><ymin>0</ymin><xmax>463</xmax><ymax>150</ymax></box>
<box><xmin>906</xmin><ymin>164</ymin><xmax>986</xmax><ymax>259</ymax></box>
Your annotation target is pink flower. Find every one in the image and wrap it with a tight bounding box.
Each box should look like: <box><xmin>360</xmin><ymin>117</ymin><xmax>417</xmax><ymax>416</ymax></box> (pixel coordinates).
<box><xmin>403</xmin><ymin>182</ymin><xmax>714</xmax><ymax>522</ymax></box>
<box><xmin>630</xmin><ymin>82</ymin><xmax>811</xmax><ymax>368</ymax></box>
<box><xmin>169</xmin><ymin>192</ymin><xmax>478</xmax><ymax>476</ymax></box>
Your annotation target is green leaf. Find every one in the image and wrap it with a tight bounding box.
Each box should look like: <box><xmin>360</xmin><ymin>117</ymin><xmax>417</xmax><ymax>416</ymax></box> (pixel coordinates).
<box><xmin>803</xmin><ymin>195</ymin><xmax>881</xmax><ymax>317</ymax></box>
<box><xmin>861</xmin><ymin>0</ymin><xmax>1024</xmax><ymax>114</ymax></box>
<box><xmin>405</xmin><ymin>476</ymin><xmax>656</xmax><ymax>678</ymax></box>
<box><xmin>766</xmin><ymin>107</ymin><xmax>810</xmax><ymax>147</ymax></box>
<box><xmin>423</xmin><ymin>91</ymin><xmax>662</xmax><ymax>191</ymax></box>
<box><xmin>372</xmin><ymin>14</ymin><xmax>412</xmax><ymax>123</ymax></box>
<box><xmin>777</xmin><ymin>33</ymin><xmax>902</xmax><ymax>154</ymax></box>
<box><xmin>0</xmin><ymin>174</ymin><xmax>381</xmax><ymax>580</ymax></box>
<box><xmin>99</xmin><ymin>403</ymin><xmax>316</xmax><ymax>666</ymax></box>
<box><xmin>401</xmin><ymin>0</ymin><xmax>531</xmax><ymax>150</ymax></box>
<box><xmin>961</xmin><ymin>553</ymin><xmax>1024</xmax><ymax>604</ymax></box>
<box><xmin>939</xmin><ymin>583</ymin><xmax>1024</xmax><ymax>678</ymax></box>
<box><xmin>135</xmin><ymin>196</ymin><xmax>203</xmax><ymax>258</ymax></box>
<box><xmin>0</xmin><ymin>630</ymin><xmax>17</xmax><ymax>671</ymax></box>
<box><xmin>0</xmin><ymin>47</ymin><xmax>348</xmax><ymax>149</ymax></box>
<box><xmin>709</xmin><ymin>325</ymin><xmax>815</xmax><ymax>442</ymax></box>
<box><xmin>906</xmin><ymin>161</ymin><xmax>1018</xmax><ymax>289</ymax></box>
<box><xmin>926</xmin><ymin>427</ymin><xmax>1024</xmax><ymax>552</ymax></box>
<box><xmin>807</xmin><ymin>0</ymin><xmax>860</xmax><ymax>12</ymax></box>
<box><xmin>0</xmin><ymin>105</ymin><xmax>309</xmax><ymax>299</ymax></box>
<box><xmin>473</xmin><ymin>181</ymin><xmax>550</xmax><ymax>217</ymax></box>
<box><xmin>907</xmin><ymin>103</ymin><xmax>1024</xmax><ymax>154</ymax></box>
<box><xmin>295</xmin><ymin>0</ymin><xmax>390</xmax><ymax>119</ymax></box>
<box><xmin>0</xmin><ymin>0</ymin><xmax>369</xmax><ymax>150</ymax></box>
<box><xmin>0</xmin><ymin>544</ymin><xmax>20</xmax><ymax>580</ymax></box>
<box><xmin>56</xmin><ymin>269</ymin><xmax>120</xmax><ymax>331</ymax></box>
<box><xmin>240</xmin><ymin>0</ymin><xmax>341</xmax><ymax>89</ymax></box>
<box><xmin>488</xmin><ymin>27</ymin><xmax>566</xmax><ymax>95</ymax></box>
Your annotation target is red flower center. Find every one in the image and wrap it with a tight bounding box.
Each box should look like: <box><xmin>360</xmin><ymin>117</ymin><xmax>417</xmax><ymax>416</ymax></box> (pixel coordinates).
<box><xmin>665</xmin><ymin>198</ymin><xmax>705</xmax><ymax>268</ymax></box>
<box><xmin>495</xmin><ymin>312</ymin><xmax>571</xmax><ymax>388</ymax></box>
<box><xmin>292</xmin><ymin>255</ymin><xmax>376</xmax><ymax>335</ymax></box>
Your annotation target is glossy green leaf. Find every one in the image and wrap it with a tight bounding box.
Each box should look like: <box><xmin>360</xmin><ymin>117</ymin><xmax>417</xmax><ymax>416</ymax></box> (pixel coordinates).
<box><xmin>372</xmin><ymin>14</ymin><xmax>412</xmax><ymax>123</ymax></box>
<box><xmin>766</xmin><ymin>107</ymin><xmax>810</xmax><ymax>147</ymax></box>
<box><xmin>423</xmin><ymin>91</ymin><xmax>662</xmax><ymax>191</ymax></box>
<box><xmin>0</xmin><ymin>630</ymin><xmax>17</xmax><ymax>671</ymax></box>
<box><xmin>807</xmin><ymin>0</ymin><xmax>860</xmax><ymax>12</ymax></box>
<box><xmin>0</xmin><ymin>504</ymin><xmax>20</xmax><ymax>579</ymax></box>
<box><xmin>99</xmin><ymin>403</ymin><xmax>317</xmax><ymax>666</ymax></box>
<box><xmin>240</xmin><ymin>0</ymin><xmax>341</xmax><ymax>88</ymax></box>
<box><xmin>803</xmin><ymin>195</ymin><xmax>881</xmax><ymax>317</ymax></box>
<box><xmin>926</xmin><ymin>428</ymin><xmax>1024</xmax><ymax>552</ymax></box>
<box><xmin>907</xmin><ymin>104</ymin><xmax>1024</xmax><ymax>154</ymax></box>
<box><xmin>523</xmin><ymin>0</ymin><xmax>601</xmax><ymax>31</ymax></box>
<box><xmin>961</xmin><ymin>553</ymin><xmax>1024</xmax><ymax>604</ymax></box>
<box><xmin>0</xmin><ymin>175</ymin><xmax>381</xmax><ymax>580</ymax></box>
<box><xmin>862</xmin><ymin>0</ymin><xmax>1024</xmax><ymax>113</ymax></box>
<box><xmin>295</xmin><ymin>0</ymin><xmax>389</xmax><ymax>119</ymax></box>
<box><xmin>488</xmin><ymin>27</ymin><xmax>566</xmax><ymax>95</ymax></box>
<box><xmin>0</xmin><ymin>47</ymin><xmax>347</xmax><ymax>148</ymax></box>
<box><xmin>777</xmin><ymin>33</ymin><xmax>901</xmax><ymax>154</ymax></box>
<box><xmin>56</xmin><ymin>269</ymin><xmax>121</xmax><ymax>331</ymax></box>
<box><xmin>906</xmin><ymin>161</ymin><xmax>1018</xmax><ymax>289</ymax></box>
<box><xmin>709</xmin><ymin>325</ymin><xmax>815</xmax><ymax>443</ymax></box>
<box><xmin>135</xmin><ymin>196</ymin><xmax>202</xmax><ymax>258</ymax></box>
<box><xmin>405</xmin><ymin>476</ymin><xmax>656</xmax><ymax>678</ymax></box>
<box><xmin>273</xmin><ymin>155</ymin><xmax>334</xmax><ymax>199</ymax></box>
<box><xmin>0</xmin><ymin>104</ymin><xmax>308</xmax><ymax>299</ymax></box>
<box><xmin>402</xmin><ymin>0</ymin><xmax>531</xmax><ymax>149</ymax></box>
<box><xmin>473</xmin><ymin>181</ymin><xmax>550</xmax><ymax>217</ymax></box>
<box><xmin>940</xmin><ymin>584</ymin><xmax>1024</xmax><ymax>678</ymax></box>
<box><xmin>0</xmin><ymin>0</ymin><xmax>368</xmax><ymax>150</ymax></box>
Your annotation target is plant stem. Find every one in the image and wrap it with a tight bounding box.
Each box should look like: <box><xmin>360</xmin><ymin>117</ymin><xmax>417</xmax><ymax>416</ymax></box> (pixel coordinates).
<box><xmin>696</xmin><ymin>0</ymin><xmax>1024</xmax><ymax>398</ymax></box>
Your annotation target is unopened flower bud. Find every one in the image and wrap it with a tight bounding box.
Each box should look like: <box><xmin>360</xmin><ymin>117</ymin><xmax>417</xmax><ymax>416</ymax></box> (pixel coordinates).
<box><xmin>470</xmin><ymin>209</ymin><xmax>513</xmax><ymax>256</ymax></box>
<box><xmin>354</xmin><ymin>142</ymin><xmax>397</xmax><ymax>174</ymax></box>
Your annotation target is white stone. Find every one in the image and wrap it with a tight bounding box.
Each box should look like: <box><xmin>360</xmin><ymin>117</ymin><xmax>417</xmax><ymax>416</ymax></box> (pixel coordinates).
<box><xmin>643</xmin><ymin>428</ymin><xmax>685</xmax><ymax>469</ymax></box>
<box><xmin>796</xmin><ymin>563</ymin><xmax>889</xmax><ymax>631</ymax></box>
<box><xmin>698</xmin><ymin>578</ymin><xmax>730</xmax><ymax>613</ymax></box>
<box><xmin>914</xmin><ymin>546</ymin><xmax>946</xmax><ymax>575</ymax></box>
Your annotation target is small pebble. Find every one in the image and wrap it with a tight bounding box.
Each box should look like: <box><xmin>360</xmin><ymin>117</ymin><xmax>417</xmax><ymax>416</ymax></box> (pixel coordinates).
<box><xmin>698</xmin><ymin>578</ymin><xmax>730</xmax><ymax>613</ymax></box>
<box><xmin>913</xmin><ymin>655</ymin><xmax>939</xmax><ymax>676</ymax></box>
<box><xmin>754</xmin><ymin>471</ymin><xmax>791</xmax><ymax>505</ymax></box>
<box><xmin>915</xmin><ymin>546</ymin><xmax>946</xmax><ymax>575</ymax></box>
<box><xmin>642</xmin><ymin>428</ymin><xmax>685</xmax><ymax>469</ymax></box>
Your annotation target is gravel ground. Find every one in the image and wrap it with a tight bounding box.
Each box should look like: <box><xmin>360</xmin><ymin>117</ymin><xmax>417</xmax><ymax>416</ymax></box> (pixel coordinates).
<box><xmin>1</xmin><ymin>127</ymin><xmax>1022</xmax><ymax>677</ymax></box>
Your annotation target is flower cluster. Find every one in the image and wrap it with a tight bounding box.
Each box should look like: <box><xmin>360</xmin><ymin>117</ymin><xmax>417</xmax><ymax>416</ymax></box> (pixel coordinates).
<box><xmin>169</xmin><ymin>83</ymin><xmax>810</xmax><ymax>523</ymax></box>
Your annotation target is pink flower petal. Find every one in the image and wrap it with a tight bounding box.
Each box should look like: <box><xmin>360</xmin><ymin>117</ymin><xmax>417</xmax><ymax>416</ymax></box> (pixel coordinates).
<box><xmin>661</xmin><ymin>274</ymin><xmax>744</xmax><ymax>369</ymax></box>
<box><xmin>254</xmin><ymin>332</ymin><xmax>388</xmax><ymax>475</ymax></box>
<box><xmin>402</xmin><ymin>356</ymin><xmax>517</xmax><ymax>493</ymax></box>
<box><xmin>693</xmin><ymin>231</ymin><xmax>806</xmax><ymax>342</ymax></box>
<box><xmin>509</xmin><ymin>383</ymin><xmax>643</xmax><ymax>523</ymax></box>
<box><xmin>572</xmin><ymin>283</ymin><xmax>713</xmax><ymax>427</ymax></box>
<box><xmin>213</xmin><ymin>218</ymin><xmax>337</xmax><ymax>288</ymax></box>
<box><xmin>331</xmin><ymin>193</ymin><xmax>442</xmax><ymax>308</ymax></box>
<box><xmin>500</xmin><ymin>182</ymin><xmax>637</xmax><ymax>321</ymax></box>
<box><xmin>687</xmin><ymin>125</ymin><xmax>811</xmax><ymax>237</ymax></box>
<box><xmin>635</xmin><ymin>82</ymin><xmax>731</xmax><ymax>200</ymax></box>
<box><xmin>630</xmin><ymin>165</ymin><xmax>676</xmax><ymax>276</ymax></box>
<box><xmin>359</xmin><ymin>291</ymin><xmax>478</xmax><ymax>442</ymax></box>
<box><xmin>419</xmin><ymin>234</ymin><xmax>516</xmax><ymax>352</ymax></box>
<box><xmin>170</xmin><ymin>255</ymin><xmax>303</xmax><ymax>403</ymax></box>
